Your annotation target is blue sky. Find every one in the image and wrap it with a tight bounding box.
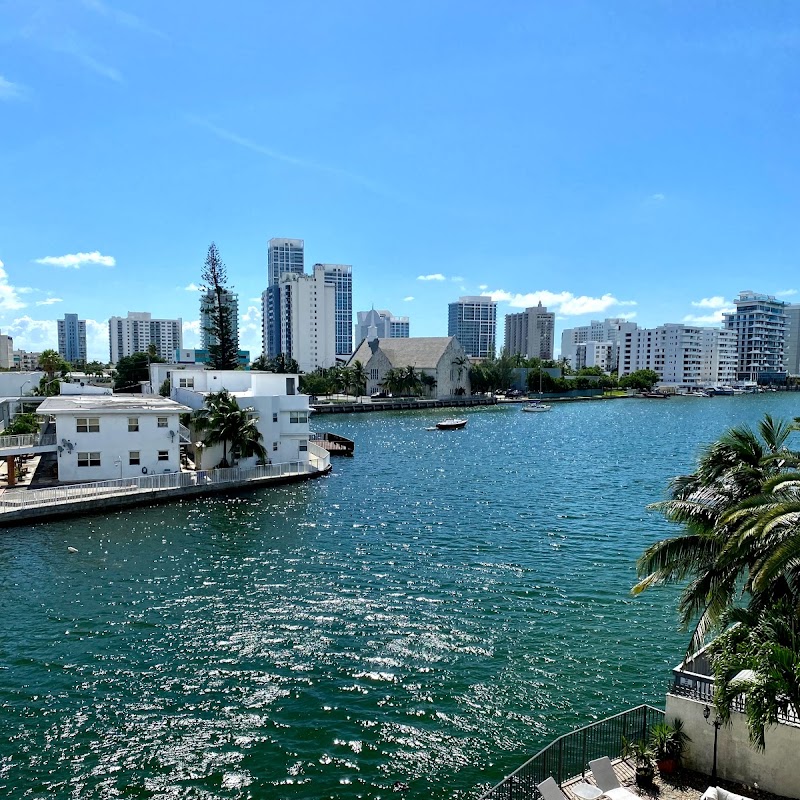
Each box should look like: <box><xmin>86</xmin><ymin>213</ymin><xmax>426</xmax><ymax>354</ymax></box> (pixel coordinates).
<box><xmin>1</xmin><ymin>1</ymin><xmax>798</xmax><ymax>361</ymax></box>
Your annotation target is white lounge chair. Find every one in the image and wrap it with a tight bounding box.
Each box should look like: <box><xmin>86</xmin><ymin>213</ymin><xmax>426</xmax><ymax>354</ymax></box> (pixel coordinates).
<box><xmin>537</xmin><ymin>777</ymin><xmax>569</xmax><ymax>800</ymax></box>
<box><xmin>701</xmin><ymin>788</ymin><xmax>753</xmax><ymax>800</ymax></box>
<box><xmin>588</xmin><ymin>757</ymin><xmax>639</xmax><ymax>800</ymax></box>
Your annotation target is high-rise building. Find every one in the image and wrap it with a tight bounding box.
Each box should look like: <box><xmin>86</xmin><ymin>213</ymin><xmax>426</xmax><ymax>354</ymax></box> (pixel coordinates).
<box><xmin>447</xmin><ymin>296</ymin><xmax>496</xmax><ymax>358</ymax></box>
<box><xmin>57</xmin><ymin>313</ymin><xmax>87</xmax><ymax>365</ymax></box>
<box><xmin>504</xmin><ymin>303</ymin><xmax>555</xmax><ymax>360</ymax></box>
<box><xmin>263</xmin><ymin>238</ymin><xmax>304</xmax><ymax>358</ymax></box>
<box><xmin>314</xmin><ymin>264</ymin><xmax>352</xmax><ymax>359</ymax></box>
<box><xmin>619</xmin><ymin>324</ymin><xmax>738</xmax><ymax>387</ymax></box>
<box><xmin>279</xmin><ymin>265</ymin><xmax>336</xmax><ymax>373</ymax></box>
<box><xmin>0</xmin><ymin>331</ymin><xmax>13</xmax><ymax>369</ymax></box>
<box><xmin>355</xmin><ymin>309</ymin><xmax>410</xmax><ymax>344</ymax></box>
<box><xmin>560</xmin><ymin>318</ymin><xmax>639</xmax><ymax>371</ymax></box>
<box><xmin>723</xmin><ymin>291</ymin><xmax>788</xmax><ymax>382</ymax></box>
<box><xmin>108</xmin><ymin>312</ymin><xmax>183</xmax><ymax>364</ymax></box>
<box><xmin>785</xmin><ymin>304</ymin><xmax>800</xmax><ymax>376</ymax></box>
<box><xmin>200</xmin><ymin>290</ymin><xmax>240</xmax><ymax>351</ymax></box>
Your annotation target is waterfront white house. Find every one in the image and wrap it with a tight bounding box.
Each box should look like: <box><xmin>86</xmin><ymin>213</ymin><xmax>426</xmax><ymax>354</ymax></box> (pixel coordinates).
<box><xmin>154</xmin><ymin>368</ymin><xmax>312</xmax><ymax>470</ymax></box>
<box><xmin>38</xmin><ymin>395</ymin><xmax>190</xmax><ymax>482</ymax></box>
<box><xmin>347</xmin><ymin>337</ymin><xmax>471</xmax><ymax>398</ymax></box>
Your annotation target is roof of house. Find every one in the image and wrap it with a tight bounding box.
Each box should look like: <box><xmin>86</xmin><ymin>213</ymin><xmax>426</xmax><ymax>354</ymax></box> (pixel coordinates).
<box><xmin>38</xmin><ymin>394</ymin><xmax>191</xmax><ymax>414</ymax></box>
<box><xmin>349</xmin><ymin>337</ymin><xmax>461</xmax><ymax>370</ymax></box>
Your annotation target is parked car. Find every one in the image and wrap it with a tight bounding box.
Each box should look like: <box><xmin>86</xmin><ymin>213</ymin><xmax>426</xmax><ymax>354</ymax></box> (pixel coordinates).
<box><xmin>371</xmin><ymin>390</ymin><xmax>389</xmax><ymax>399</ymax></box>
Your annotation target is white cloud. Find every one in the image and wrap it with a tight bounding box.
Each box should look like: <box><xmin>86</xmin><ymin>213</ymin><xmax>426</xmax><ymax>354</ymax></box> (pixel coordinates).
<box><xmin>403</xmin><ymin>296</ymin><xmax>415</xmax><ymax>302</ymax></box>
<box><xmin>777</xmin><ymin>289</ymin><xmax>798</xmax><ymax>297</ymax></box>
<box><xmin>5</xmin><ymin>317</ymin><xmax>57</xmax><ymax>350</ymax></box>
<box><xmin>184</xmin><ymin>282</ymin><xmax>200</xmax><ymax>291</ymax></box>
<box><xmin>487</xmin><ymin>289</ymin><xmax>636</xmax><ymax>316</ymax></box>
<box><xmin>35</xmin><ymin>297</ymin><xmax>63</xmax><ymax>306</ymax></box>
<box><xmin>0</xmin><ymin>76</ymin><xmax>24</xmax><ymax>100</ymax></box>
<box><xmin>682</xmin><ymin>311</ymin><xmax>732</xmax><ymax>324</ymax></box>
<box><xmin>691</xmin><ymin>296</ymin><xmax>728</xmax><ymax>309</ymax></box>
<box><xmin>35</xmin><ymin>251</ymin><xmax>116</xmax><ymax>269</ymax></box>
<box><xmin>241</xmin><ymin>305</ymin><xmax>261</xmax><ymax>326</ymax></box>
<box><xmin>617</xmin><ymin>312</ymin><xmax>638</xmax><ymax>320</ymax></box>
<box><xmin>0</xmin><ymin>262</ymin><xmax>27</xmax><ymax>312</ymax></box>
<box><xmin>450</xmin><ymin>275</ymin><xmax>464</xmax><ymax>282</ymax></box>
<box><xmin>478</xmin><ymin>284</ymin><xmax>488</xmax><ymax>291</ymax></box>
<box><xmin>182</xmin><ymin>320</ymin><xmax>200</xmax><ymax>349</ymax></box>
<box><xmin>417</xmin><ymin>273</ymin><xmax>446</xmax><ymax>281</ymax></box>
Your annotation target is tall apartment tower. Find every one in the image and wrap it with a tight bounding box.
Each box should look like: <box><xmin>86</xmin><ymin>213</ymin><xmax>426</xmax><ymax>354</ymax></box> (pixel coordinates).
<box><xmin>200</xmin><ymin>290</ymin><xmax>240</xmax><ymax>351</ymax></box>
<box><xmin>504</xmin><ymin>303</ymin><xmax>555</xmax><ymax>360</ymax></box>
<box><xmin>316</xmin><ymin>264</ymin><xmax>353</xmax><ymax>359</ymax></box>
<box><xmin>355</xmin><ymin>309</ymin><xmax>410</xmax><ymax>344</ymax></box>
<box><xmin>108</xmin><ymin>312</ymin><xmax>183</xmax><ymax>364</ymax></box>
<box><xmin>57</xmin><ymin>313</ymin><xmax>87</xmax><ymax>365</ymax></box>
<box><xmin>723</xmin><ymin>290</ymin><xmax>788</xmax><ymax>382</ymax></box>
<box><xmin>448</xmin><ymin>296</ymin><xmax>496</xmax><ymax>358</ymax></box>
<box><xmin>279</xmin><ymin>265</ymin><xmax>336</xmax><ymax>373</ymax></box>
<box><xmin>263</xmin><ymin>238</ymin><xmax>304</xmax><ymax>358</ymax></box>
<box><xmin>785</xmin><ymin>304</ymin><xmax>800</xmax><ymax>376</ymax></box>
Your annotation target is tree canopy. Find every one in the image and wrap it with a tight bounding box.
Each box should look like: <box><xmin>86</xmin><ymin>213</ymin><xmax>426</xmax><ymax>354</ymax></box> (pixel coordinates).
<box><xmin>201</xmin><ymin>242</ymin><xmax>239</xmax><ymax>370</ymax></box>
<box><xmin>113</xmin><ymin>352</ymin><xmax>165</xmax><ymax>391</ymax></box>
<box><xmin>619</xmin><ymin>369</ymin><xmax>660</xmax><ymax>391</ymax></box>
<box><xmin>192</xmin><ymin>389</ymin><xmax>266</xmax><ymax>468</ymax></box>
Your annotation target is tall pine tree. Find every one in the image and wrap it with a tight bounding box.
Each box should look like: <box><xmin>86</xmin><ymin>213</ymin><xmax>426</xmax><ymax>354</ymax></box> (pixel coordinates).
<box><xmin>200</xmin><ymin>243</ymin><xmax>239</xmax><ymax>370</ymax></box>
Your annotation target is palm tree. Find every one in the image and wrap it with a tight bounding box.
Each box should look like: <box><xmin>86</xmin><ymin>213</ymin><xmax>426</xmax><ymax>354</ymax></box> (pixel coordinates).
<box><xmin>421</xmin><ymin>373</ymin><xmax>437</xmax><ymax>397</ymax></box>
<box><xmin>39</xmin><ymin>349</ymin><xmax>63</xmax><ymax>381</ymax></box>
<box><xmin>351</xmin><ymin>361</ymin><xmax>367</xmax><ymax>401</ymax></box>
<box><xmin>335</xmin><ymin>366</ymin><xmax>354</xmax><ymax>399</ymax></box>
<box><xmin>192</xmin><ymin>390</ymin><xmax>266</xmax><ymax>468</ymax></box>
<box><xmin>633</xmin><ymin>414</ymin><xmax>799</xmax><ymax>652</ymax></box>
<box><xmin>402</xmin><ymin>365</ymin><xmax>423</xmax><ymax>396</ymax></box>
<box><xmin>380</xmin><ymin>368</ymin><xmax>405</xmax><ymax>396</ymax></box>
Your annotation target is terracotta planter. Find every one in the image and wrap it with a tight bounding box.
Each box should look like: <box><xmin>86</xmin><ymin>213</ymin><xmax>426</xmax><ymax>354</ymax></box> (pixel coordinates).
<box><xmin>657</xmin><ymin>757</ymin><xmax>677</xmax><ymax>774</ymax></box>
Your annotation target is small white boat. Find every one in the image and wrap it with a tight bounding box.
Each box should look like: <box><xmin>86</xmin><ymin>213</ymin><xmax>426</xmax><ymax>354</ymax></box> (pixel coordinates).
<box><xmin>435</xmin><ymin>418</ymin><xmax>468</xmax><ymax>430</ymax></box>
<box><xmin>522</xmin><ymin>401</ymin><xmax>551</xmax><ymax>412</ymax></box>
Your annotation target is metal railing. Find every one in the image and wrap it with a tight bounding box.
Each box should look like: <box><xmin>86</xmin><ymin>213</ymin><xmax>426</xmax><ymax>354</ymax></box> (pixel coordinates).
<box><xmin>0</xmin><ymin>452</ymin><xmax>331</xmax><ymax>513</ymax></box>
<box><xmin>0</xmin><ymin>432</ymin><xmax>57</xmax><ymax>451</ymax></box>
<box><xmin>478</xmin><ymin>705</ymin><xmax>664</xmax><ymax>800</ymax></box>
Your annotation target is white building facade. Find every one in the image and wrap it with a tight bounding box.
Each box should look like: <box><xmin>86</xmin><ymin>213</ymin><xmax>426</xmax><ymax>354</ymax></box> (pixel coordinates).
<box><xmin>109</xmin><ymin>312</ymin><xmax>183</xmax><ymax>364</ymax></box>
<box><xmin>561</xmin><ymin>318</ymin><xmax>638</xmax><ymax>371</ymax></box>
<box><xmin>785</xmin><ymin>303</ymin><xmax>800</xmax><ymax>376</ymax></box>
<box><xmin>723</xmin><ymin>291</ymin><xmax>788</xmax><ymax>382</ymax></box>
<box><xmin>504</xmin><ymin>303</ymin><xmax>555</xmax><ymax>360</ymax></box>
<box><xmin>619</xmin><ymin>324</ymin><xmax>738</xmax><ymax>388</ymax></box>
<box><xmin>279</xmin><ymin>265</ymin><xmax>336</xmax><ymax>373</ymax></box>
<box><xmin>318</xmin><ymin>263</ymin><xmax>353</xmax><ymax>359</ymax></box>
<box><xmin>39</xmin><ymin>395</ymin><xmax>189</xmax><ymax>483</ymax></box>
<box><xmin>162</xmin><ymin>369</ymin><xmax>312</xmax><ymax>470</ymax></box>
<box><xmin>264</xmin><ymin>237</ymin><xmax>305</xmax><ymax>358</ymax></box>
<box><xmin>0</xmin><ymin>332</ymin><xmax>13</xmax><ymax>369</ymax></box>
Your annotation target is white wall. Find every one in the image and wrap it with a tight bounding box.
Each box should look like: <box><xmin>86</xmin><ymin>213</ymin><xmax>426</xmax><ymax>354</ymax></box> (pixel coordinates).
<box><xmin>53</xmin><ymin>410</ymin><xmax>183</xmax><ymax>481</ymax></box>
<box><xmin>1</xmin><ymin>372</ymin><xmax>46</xmax><ymax>397</ymax></box>
<box><xmin>666</xmin><ymin>694</ymin><xmax>800</xmax><ymax>799</ymax></box>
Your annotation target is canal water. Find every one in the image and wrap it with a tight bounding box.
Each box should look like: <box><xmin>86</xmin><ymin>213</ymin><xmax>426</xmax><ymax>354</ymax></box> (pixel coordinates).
<box><xmin>1</xmin><ymin>394</ymin><xmax>796</xmax><ymax>799</ymax></box>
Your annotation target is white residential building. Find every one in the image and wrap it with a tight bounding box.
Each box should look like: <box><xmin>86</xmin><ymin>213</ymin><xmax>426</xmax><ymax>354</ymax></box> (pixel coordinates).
<box><xmin>574</xmin><ymin>341</ymin><xmax>614</xmax><ymax>372</ymax></box>
<box><xmin>355</xmin><ymin>309</ymin><xmax>410</xmax><ymax>344</ymax></box>
<box><xmin>0</xmin><ymin>331</ymin><xmax>13</xmax><ymax>369</ymax></box>
<box><xmin>785</xmin><ymin>304</ymin><xmax>800</xmax><ymax>376</ymax></box>
<box><xmin>317</xmin><ymin>264</ymin><xmax>353</xmax><ymax>359</ymax></box>
<box><xmin>158</xmin><ymin>368</ymin><xmax>313</xmax><ymax>469</ymax></box>
<box><xmin>561</xmin><ymin>318</ymin><xmax>638</xmax><ymax>370</ymax></box>
<box><xmin>279</xmin><ymin>265</ymin><xmax>336</xmax><ymax>373</ymax></box>
<box><xmin>619</xmin><ymin>324</ymin><xmax>738</xmax><ymax>388</ymax></box>
<box><xmin>200</xmin><ymin>289</ymin><xmax>239</xmax><ymax>351</ymax></box>
<box><xmin>723</xmin><ymin>290</ymin><xmax>788</xmax><ymax>382</ymax></box>
<box><xmin>108</xmin><ymin>312</ymin><xmax>183</xmax><ymax>364</ymax></box>
<box><xmin>504</xmin><ymin>303</ymin><xmax>555</xmax><ymax>360</ymax></box>
<box><xmin>38</xmin><ymin>394</ymin><xmax>189</xmax><ymax>483</ymax></box>
<box><xmin>448</xmin><ymin>296</ymin><xmax>496</xmax><ymax>358</ymax></box>
<box><xmin>12</xmin><ymin>350</ymin><xmax>41</xmax><ymax>371</ymax></box>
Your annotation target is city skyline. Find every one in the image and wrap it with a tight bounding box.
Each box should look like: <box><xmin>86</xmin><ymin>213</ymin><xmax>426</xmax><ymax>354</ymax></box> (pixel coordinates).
<box><xmin>0</xmin><ymin>3</ymin><xmax>798</xmax><ymax>360</ymax></box>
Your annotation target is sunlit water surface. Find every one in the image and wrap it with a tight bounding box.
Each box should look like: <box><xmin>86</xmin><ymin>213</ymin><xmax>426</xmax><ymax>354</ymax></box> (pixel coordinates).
<box><xmin>1</xmin><ymin>395</ymin><xmax>796</xmax><ymax>799</ymax></box>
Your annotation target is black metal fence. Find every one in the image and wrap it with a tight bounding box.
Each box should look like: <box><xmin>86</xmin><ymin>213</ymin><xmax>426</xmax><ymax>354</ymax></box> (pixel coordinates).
<box><xmin>478</xmin><ymin>705</ymin><xmax>664</xmax><ymax>800</ymax></box>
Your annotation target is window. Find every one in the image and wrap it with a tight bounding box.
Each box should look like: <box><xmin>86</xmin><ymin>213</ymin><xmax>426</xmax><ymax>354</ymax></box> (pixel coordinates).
<box><xmin>157</xmin><ymin>450</ymin><xmax>169</xmax><ymax>461</ymax></box>
<box><xmin>179</xmin><ymin>377</ymin><xmax>194</xmax><ymax>388</ymax></box>
<box><xmin>290</xmin><ymin>411</ymin><xmax>308</xmax><ymax>424</ymax></box>
<box><xmin>272</xmin><ymin>412</ymin><xmax>278</xmax><ymax>423</ymax></box>
<box><xmin>128</xmin><ymin>417</ymin><xmax>139</xmax><ymax>432</ymax></box>
<box><xmin>77</xmin><ymin>452</ymin><xmax>101</xmax><ymax>467</ymax></box>
<box><xmin>157</xmin><ymin>417</ymin><xmax>168</xmax><ymax>428</ymax></box>
<box><xmin>273</xmin><ymin>442</ymin><xmax>278</xmax><ymax>451</ymax></box>
<box><xmin>76</xmin><ymin>417</ymin><xmax>100</xmax><ymax>433</ymax></box>
<box><xmin>370</xmin><ymin>368</ymin><xmax>379</xmax><ymax>380</ymax></box>
<box><xmin>299</xmin><ymin>441</ymin><xmax>308</xmax><ymax>452</ymax></box>
<box><xmin>129</xmin><ymin>451</ymin><xmax>140</xmax><ymax>465</ymax></box>
<box><xmin>286</xmin><ymin>377</ymin><xmax>295</xmax><ymax>395</ymax></box>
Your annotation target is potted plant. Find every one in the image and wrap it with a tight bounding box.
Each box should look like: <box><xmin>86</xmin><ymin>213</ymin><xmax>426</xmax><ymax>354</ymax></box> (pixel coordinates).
<box><xmin>622</xmin><ymin>737</ymin><xmax>656</xmax><ymax>788</ymax></box>
<box><xmin>649</xmin><ymin>719</ymin><xmax>690</xmax><ymax>774</ymax></box>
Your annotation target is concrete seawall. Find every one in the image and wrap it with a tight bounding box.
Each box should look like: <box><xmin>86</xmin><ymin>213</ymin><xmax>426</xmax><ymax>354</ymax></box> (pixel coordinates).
<box><xmin>0</xmin><ymin>466</ymin><xmax>331</xmax><ymax>528</ymax></box>
<box><xmin>311</xmin><ymin>396</ymin><xmax>497</xmax><ymax>414</ymax></box>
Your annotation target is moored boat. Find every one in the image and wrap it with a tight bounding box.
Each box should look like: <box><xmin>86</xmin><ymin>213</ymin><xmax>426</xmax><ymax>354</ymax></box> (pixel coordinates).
<box><xmin>435</xmin><ymin>418</ymin><xmax>467</xmax><ymax>430</ymax></box>
<box><xmin>522</xmin><ymin>401</ymin><xmax>552</xmax><ymax>412</ymax></box>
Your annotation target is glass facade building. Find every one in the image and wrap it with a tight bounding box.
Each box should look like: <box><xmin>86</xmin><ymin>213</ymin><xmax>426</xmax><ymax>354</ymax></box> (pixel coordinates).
<box><xmin>447</xmin><ymin>296</ymin><xmax>496</xmax><ymax>358</ymax></box>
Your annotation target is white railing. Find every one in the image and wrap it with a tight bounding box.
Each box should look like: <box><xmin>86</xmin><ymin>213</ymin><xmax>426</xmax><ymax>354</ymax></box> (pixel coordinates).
<box><xmin>0</xmin><ymin>432</ymin><xmax>58</xmax><ymax>451</ymax></box>
<box><xmin>0</xmin><ymin>455</ymin><xmax>330</xmax><ymax>513</ymax></box>
<box><xmin>307</xmin><ymin>441</ymin><xmax>331</xmax><ymax>472</ymax></box>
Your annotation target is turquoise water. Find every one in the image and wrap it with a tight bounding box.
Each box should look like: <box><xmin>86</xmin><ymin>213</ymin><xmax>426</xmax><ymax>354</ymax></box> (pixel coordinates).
<box><xmin>1</xmin><ymin>395</ymin><xmax>796</xmax><ymax>799</ymax></box>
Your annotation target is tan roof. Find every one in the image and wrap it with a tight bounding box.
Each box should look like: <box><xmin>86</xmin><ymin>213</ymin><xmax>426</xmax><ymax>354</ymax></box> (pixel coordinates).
<box><xmin>38</xmin><ymin>394</ymin><xmax>191</xmax><ymax>415</ymax></box>
<box><xmin>349</xmin><ymin>337</ymin><xmax>459</xmax><ymax>370</ymax></box>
